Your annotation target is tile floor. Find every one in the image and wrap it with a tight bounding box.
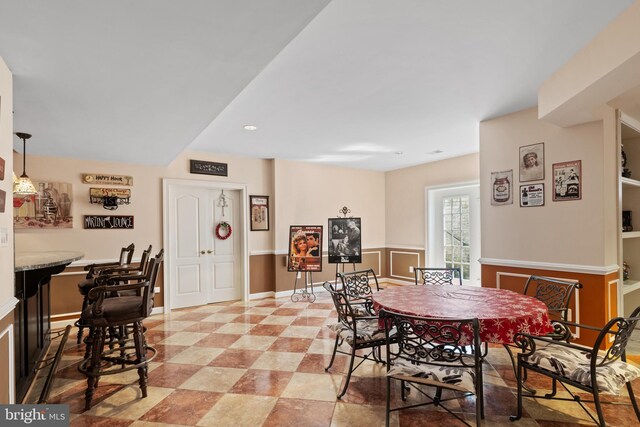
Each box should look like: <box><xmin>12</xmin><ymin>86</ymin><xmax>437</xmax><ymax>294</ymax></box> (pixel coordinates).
<box><xmin>39</xmin><ymin>291</ymin><xmax>640</xmax><ymax>426</ymax></box>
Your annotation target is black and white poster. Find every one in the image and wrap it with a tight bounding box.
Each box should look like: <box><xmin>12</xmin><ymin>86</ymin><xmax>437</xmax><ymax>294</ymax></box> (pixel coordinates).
<box><xmin>328</xmin><ymin>217</ymin><xmax>362</xmax><ymax>264</ymax></box>
<box><xmin>520</xmin><ymin>183</ymin><xmax>544</xmax><ymax>207</ymax></box>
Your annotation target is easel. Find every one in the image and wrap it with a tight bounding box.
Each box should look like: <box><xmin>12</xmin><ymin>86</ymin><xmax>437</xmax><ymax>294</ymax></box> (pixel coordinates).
<box><xmin>291</xmin><ymin>271</ymin><xmax>316</xmax><ymax>302</ymax></box>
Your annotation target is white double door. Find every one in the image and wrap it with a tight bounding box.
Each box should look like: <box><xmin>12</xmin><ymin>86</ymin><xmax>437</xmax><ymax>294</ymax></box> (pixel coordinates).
<box><xmin>167</xmin><ymin>184</ymin><xmax>242</xmax><ymax>309</ymax></box>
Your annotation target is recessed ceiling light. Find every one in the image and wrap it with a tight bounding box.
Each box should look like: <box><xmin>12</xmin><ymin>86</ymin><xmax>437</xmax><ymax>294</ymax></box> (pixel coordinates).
<box><xmin>243</xmin><ymin>125</ymin><xmax>257</xmax><ymax>131</ymax></box>
<box><xmin>428</xmin><ymin>149</ymin><xmax>444</xmax><ymax>154</ymax></box>
<box><xmin>395</xmin><ymin>151</ymin><xmax>403</xmax><ymax>155</ymax></box>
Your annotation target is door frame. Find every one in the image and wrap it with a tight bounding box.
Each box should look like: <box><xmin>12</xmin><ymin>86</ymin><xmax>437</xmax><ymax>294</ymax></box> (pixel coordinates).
<box><xmin>425</xmin><ymin>181</ymin><xmax>480</xmax><ymax>284</ymax></box>
<box><xmin>162</xmin><ymin>178</ymin><xmax>249</xmax><ymax>312</ymax></box>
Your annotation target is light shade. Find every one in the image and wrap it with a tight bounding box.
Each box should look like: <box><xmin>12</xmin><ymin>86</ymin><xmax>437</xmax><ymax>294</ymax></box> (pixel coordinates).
<box><xmin>13</xmin><ymin>175</ymin><xmax>37</xmax><ymax>196</ymax></box>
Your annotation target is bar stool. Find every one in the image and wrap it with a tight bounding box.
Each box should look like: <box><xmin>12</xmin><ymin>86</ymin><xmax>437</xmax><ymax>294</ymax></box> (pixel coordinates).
<box><xmin>78</xmin><ymin>250</ymin><xmax>163</xmax><ymax>410</ymax></box>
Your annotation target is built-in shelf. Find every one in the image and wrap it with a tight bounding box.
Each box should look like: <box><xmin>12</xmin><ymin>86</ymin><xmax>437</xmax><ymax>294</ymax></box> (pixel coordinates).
<box><xmin>622</xmin><ymin>177</ymin><xmax>640</xmax><ymax>188</ymax></box>
<box><xmin>623</xmin><ymin>280</ymin><xmax>640</xmax><ymax>295</ymax></box>
<box><xmin>623</xmin><ymin>231</ymin><xmax>640</xmax><ymax>239</ymax></box>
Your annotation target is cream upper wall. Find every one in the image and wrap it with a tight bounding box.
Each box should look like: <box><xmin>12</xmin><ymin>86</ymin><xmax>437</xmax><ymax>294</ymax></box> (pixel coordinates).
<box><xmin>273</xmin><ymin>159</ymin><xmax>385</xmax><ymax>251</ymax></box>
<box><xmin>14</xmin><ymin>149</ymin><xmax>274</xmax><ymax>259</ymax></box>
<box><xmin>480</xmin><ymin>107</ymin><xmax>617</xmax><ymax>267</ymax></box>
<box><xmin>0</xmin><ymin>57</ymin><xmax>14</xmax><ymax>308</ymax></box>
<box><xmin>384</xmin><ymin>153</ymin><xmax>479</xmax><ymax>249</ymax></box>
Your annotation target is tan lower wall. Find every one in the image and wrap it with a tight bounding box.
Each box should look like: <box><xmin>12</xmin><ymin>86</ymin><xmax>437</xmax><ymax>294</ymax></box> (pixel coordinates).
<box><xmin>385</xmin><ymin>248</ymin><xmax>426</xmax><ymax>283</ymax></box>
<box><xmin>250</xmin><ymin>254</ymin><xmax>275</xmax><ymax>294</ymax></box>
<box><xmin>0</xmin><ymin>307</ymin><xmax>14</xmax><ymax>404</ymax></box>
<box><xmin>481</xmin><ymin>263</ymin><xmax>619</xmax><ymax>348</ymax></box>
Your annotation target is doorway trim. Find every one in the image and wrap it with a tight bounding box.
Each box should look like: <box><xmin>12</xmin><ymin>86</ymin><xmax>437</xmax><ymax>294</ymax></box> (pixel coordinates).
<box><xmin>162</xmin><ymin>178</ymin><xmax>249</xmax><ymax>312</ymax></box>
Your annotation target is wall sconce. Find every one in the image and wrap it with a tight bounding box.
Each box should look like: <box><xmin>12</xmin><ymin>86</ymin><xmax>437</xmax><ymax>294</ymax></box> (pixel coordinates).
<box><xmin>13</xmin><ymin>132</ymin><xmax>37</xmax><ymax>196</ymax></box>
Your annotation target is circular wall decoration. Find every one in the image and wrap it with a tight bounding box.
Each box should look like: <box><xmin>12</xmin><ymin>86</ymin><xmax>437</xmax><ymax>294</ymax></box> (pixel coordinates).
<box><xmin>215</xmin><ymin>221</ymin><xmax>232</xmax><ymax>240</ymax></box>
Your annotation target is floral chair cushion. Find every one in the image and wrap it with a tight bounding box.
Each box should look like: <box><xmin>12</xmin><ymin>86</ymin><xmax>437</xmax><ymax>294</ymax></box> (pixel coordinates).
<box><xmin>524</xmin><ymin>342</ymin><xmax>640</xmax><ymax>395</ymax></box>
<box><xmin>328</xmin><ymin>319</ymin><xmax>387</xmax><ymax>346</ymax></box>
<box><xmin>387</xmin><ymin>358</ymin><xmax>477</xmax><ymax>394</ymax></box>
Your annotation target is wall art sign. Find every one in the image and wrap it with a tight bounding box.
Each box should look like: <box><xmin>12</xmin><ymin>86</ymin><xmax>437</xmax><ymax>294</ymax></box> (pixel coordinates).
<box><xmin>250</xmin><ymin>195</ymin><xmax>269</xmax><ymax>231</ymax></box>
<box><xmin>89</xmin><ymin>188</ymin><xmax>131</xmax><ymax>202</ymax></box>
<box><xmin>82</xmin><ymin>174</ymin><xmax>133</xmax><ymax>186</ymax></box>
<box><xmin>519</xmin><ymin>142</ymin><xmax>544</xmax><ymax>182</ymax></box>
<box><xmin>328</xmin><ymin>217</ymin><xmax>362</xmax><ymax>264</ymax></box>
<box><xmin>190</xmin><ymin>159</ymin><xmax>228</xmax><ymax>177</ymax></box>
<box><xmin>287</xmin><ymin>225</ymin><xmax>323</xmax><ymax>272</ymax></box>
<box><xmin>491</xmin><ymin>170</ymin><xmax>513</xmax><ymax>206</ymax></box>
<box><xmin>0</xmin><ymin>189</ymin><xmax>5</xmax><ymax>213</ymax></box>
<box><xmin>83</xmin><ymin>215</ymin><xmax>134</xmax><ymax>229</ymax></box>
<box><xmin>14</xmin><ymin>181</ymin><xmax>73</xmax><ymax>229</ymax></box>
<box><xmin>0</xmin><ymin>156</ymin><xmax>5</xmax><ymax>180</ymax></box>
<box><xmin>553</xmin><ymin>160</ymin><xmax>581</xmax><ymax>201</ymax></box>
<box><xmin>520</xmin><ymin>183</ymin><xmax>544</xmax><ymax>207</ymax></box>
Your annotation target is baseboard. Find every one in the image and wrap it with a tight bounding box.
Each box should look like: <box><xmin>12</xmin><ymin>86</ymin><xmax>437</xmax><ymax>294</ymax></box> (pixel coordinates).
<box><xmin>250</xmin><ymin>291</ymin><xmax>275</xmax><ymax>300</ymax></box>
<box><xmin>380</xmin><ymin>277</ymin><xmax>413</xmax><ymax>286</ymax></box>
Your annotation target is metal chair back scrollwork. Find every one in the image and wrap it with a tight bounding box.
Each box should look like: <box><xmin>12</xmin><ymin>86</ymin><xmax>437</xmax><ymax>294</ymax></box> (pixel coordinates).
<box><xmin>414</xmin><ymin>267</ymin><xmax>462</xmax><ymax>286</ymax></box>
<box><xmin>337</xmin><ymin>268</ymin><xmax>380</xmax><ymax>315</ymax></box>
<box><xmin>523</xmin><ymin>275</ymin><xmax>582</xmax><ymax>322</ymax></box>
<box><xmin>379</xmin><ymin>309</ymin><xmax>484</xmax><ymax>426</ymax></box>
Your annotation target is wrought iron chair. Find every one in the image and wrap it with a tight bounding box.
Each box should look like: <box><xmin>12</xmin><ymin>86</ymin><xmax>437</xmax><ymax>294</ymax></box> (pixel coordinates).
<box><xmin>75</xmin><ymin>243</ymin><xmax>135</xmax><ymax>343</ymax></box>
<box><xmin>510</xmin><ymin>307</ymin><xmax>640</xmax><ymax>426</ymax></box>
<box><xmin>324</xmin><ymin>282</ymin><xmax>393</xmax><ymax>399</ymax></box>
<box><xmin>337</xmin><ymin>268</ymin><xmax>380</xmax><ymax>316</ymax></box>
<box><xmin>414</xmin><ymin>267</ymin><xmax>462</xmax><ymax>286</ymax></box>
<box><xmin>379</xmin><ymin>308</ymin><xmax>484</xmax><ymax>427</ymax></box>
<box><xmin>79</xmin><ymin>250</ymin><xmax>163</xmax><ymax>410</ymax></box>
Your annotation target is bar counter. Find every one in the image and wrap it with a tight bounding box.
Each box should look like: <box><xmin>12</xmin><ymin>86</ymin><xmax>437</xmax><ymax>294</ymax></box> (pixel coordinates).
<box><xmin>14</xmin><ymin>251</ymin><xmax>83</xmax><ymax>402</ymax></box>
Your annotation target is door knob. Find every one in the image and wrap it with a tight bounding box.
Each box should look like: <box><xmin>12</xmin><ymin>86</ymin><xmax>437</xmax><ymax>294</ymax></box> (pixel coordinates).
<box><xmin>207</xmin><ymin>250</ymin><xmax>213</xmax><ymax>254</ymax></box>
<box><xmin>200</xmin><ymin>250</ymin><xmax>205</xmax><ymax>254</ymax></box>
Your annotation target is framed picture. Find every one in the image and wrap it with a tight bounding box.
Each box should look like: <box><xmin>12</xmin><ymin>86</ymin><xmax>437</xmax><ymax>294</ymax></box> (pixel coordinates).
<box><xmin>0</xmin><ymin>189</ymin><xmax>5</xmax><ymax>213</ymax></box>
<box><xmin>0</xmin><ymin>156</ymin><xmax>5</xmax><ymax>180</ymax></box>
<box><xmin>491</xmin><ymin>170</ymin><xmax>513</xmax><ymax>206</ymax></box>
<box><xmin>249</xmin><ymin>195</ymin><xmax>269</xmax><ymax>231</ymax></box>
<box><xmin>328</xmin><ymin>217</ymin><xmax>362</xmax><ymax>264</ymax></box>
<box><xmin>287</xmin><ymin>225</ymin><xmax>323</xmax><ymax>272</ymax></box>
<box><xmin>553</xmin><ymin>160</ymin><xmax>581</xmax><ymax>201</ymax></box>
<box><xmin>520</xmin><ymin>183</ymin><xmax>544</xmax><ymax>207</ymax></box>
<box><xmin>519</xmin><ymin>143</ymin><xmax>544</xmax><ymax>182</ymax></box>
<box><xmin>14</xmin><ymin>181</ymin><xmax>73</xmax><ymax>228</ymax></box>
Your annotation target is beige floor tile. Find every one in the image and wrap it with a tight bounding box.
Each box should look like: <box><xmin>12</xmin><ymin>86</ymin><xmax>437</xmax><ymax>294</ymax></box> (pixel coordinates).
<box><xmin>351</xmin><ymin>359</ymin><xmax>387</xmax><ymax>378</ymax></box>
<box><xmin>245</xmin><ymin>307</ymin><xmax>278</xmax><ymax>315</ymax></box>
<box><xmin>250</xmin><ymin>351</ymin><xmax>305</xmax><ymax>372</ymax></box>
<box><xmin>193</xmin><ymin>305</ymin><xmax>226</xmax><ymax>313</ymax></box>
<box><xmin>179</xmin><ymin>366</ymin><xmax>246</xmax><ymax>392</ymax></box>
<box><xmin>303</xmin><ymin>309</ymin><xmax>332</xmax><ymax>317</ymax></box>
<box><xmin>259</xmin><ymin>315</ymin><xmax>296</xmax><ymax>326</ymax></box>
<box><xmin>84</xmin><ymin>385</ymin><xmax>174</xmax><ymax>420</ymax></box>
<box><xmin>214</xmin><ymin>323</ymin><xmax>255</xmax><ymax>335</ymax></box>
<box><xmin>229</xmin><ymin>335</ymin><xmax>278</xmax><ymax>351</ymax></box>
<box><xmin>98</xmin><ymin>362</ymin><xmax>161</xmax><ymax>385</ymax></box>
<box><xmin>46</xmin><ymin>377</ymin><xmax>83</xmax><ymax>399</ymax></box>
<box><xmin>331</xmin><ymin>402</ymin><xmax>397</xmax><ymax>427</ymax></box>
<box><xmin>201</xmin><ymin>313</ymin><xmax>241</xmax><ymax>323</ymax></box>
<box><xmin>158</xmin><ymin>332</ymin><xmax>208</xmax><ymax>346</ymax></box>
<box><xmin>150</xmin><ymin>320</ymin><xmax>196</xmax><ymax>332</ymax></box>
<box><xmin>197</xmin><ymin>394</ymin><xmax>277</xmax><ymax>426</ymax></box>
<box><xmin>129</xmin><ymin>421</ymin><xmax>187</xmax><ymax>427</ymax></box>
<box><xmin>308</xmin><ymin>338</ymin><xmax>337</xmax><ymax>355</ymax></box>
<box><xmin>167</xmin><ymin>346</ymin><xmax>225</xmax><ymax>365</ymax></box>
<box><xmin>280</xmin><ymin>325</ymin><xmax>322</xmax><ymax>339</ymax></box>
<box><xmin>281</xmin><ymin>372</ymin><xmax>343</xmax><ymax>402</ymax></box>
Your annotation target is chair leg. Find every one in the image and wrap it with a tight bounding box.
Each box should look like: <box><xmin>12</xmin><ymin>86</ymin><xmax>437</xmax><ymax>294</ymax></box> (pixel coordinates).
<box><xmin>627</xmin><ymin>381</ymin><xmax>640</xmax><ymax>422</ymax></box>
<box><xmin>545</xmin><ymin>378</ymin><xmax>558</xmax><ymax>398</ymax></box>
<box><xmin>509</xmin><ymin>360</ymin><xmax>524</xmax><ymax>421</ymax></box>
<box><xmin>77</xmin><ymin>296</ymin><xmax>89</xmax><ymax>344</ymax></box>
<box><xmin>84</xmin><ymin>326</ymin><xmax>105</xmax><ymax>411</ymax></box>
<box><xmin>133</xmin><ymin>321</ymin><xmax>148</xmax><ymax>398</ymax></box>
<box><xmin>593</xmin><ymin>387</ymin><xmax>606</xmax><ymax>427</ymax></box>
<box><xmin>386</xmin><ymin>377</ymin><xmax>391</xmax><ymax>427</ymax></box>
<box><xmin>337</xmin><ymin>345</ymin><xmax>357</xmax><ymax>399</ymax></box>
<box><xmin>325</xmin><ymin>335</ymin><xmax>340</xmax><ymax>371</ymax></box>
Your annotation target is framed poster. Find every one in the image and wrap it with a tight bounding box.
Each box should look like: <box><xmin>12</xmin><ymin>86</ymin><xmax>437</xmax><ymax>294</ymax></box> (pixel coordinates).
<box><xmin>490</xmin><ymin>170</ymin><xmax>513</xmax><ymax>206</ymax></box>
<box><xmin>249</xmin><ymin>195</ymin><xmax>269</xmax><ymax>231</ymax></box>
<box><xmin>0</xmin><ymin>189</ymin><xmax>5</xmax><ymax>213</ymax></box>
<box><xmin>519</xmin><ymin>143</ymin><xmax>544</xmax><ymax>182</ymax></box>
<box><xmin>328</xmin><ymin>217</ymin><xmax>362</xmax><ymax>264</ymax></box>
<box><xmin>520</xmin><ymin>183</ymin><xmax>544</xmax><ymax>207</ymax></box>
<box><xmin>14</xmin><ymin>181</ymin><xmax>73</xmax><ymax>229</ymax></box>
<box><xmin>288</xmin><ymin>225</ymin><xmax>323</xmax><ymax>272</ymax></box>
<box><xmin>553</xmin><ymin>160</ymin><xmax>581</xmax><ymax>201</ymax></box>
<box><xmin>0</xmin><ymin>156</ymin><xmax>5</xmax><ymax>180</ymax></box>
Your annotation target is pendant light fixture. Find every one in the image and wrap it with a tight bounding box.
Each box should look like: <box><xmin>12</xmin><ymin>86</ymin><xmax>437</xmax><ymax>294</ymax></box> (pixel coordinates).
<box><xmin>13</xmin><ymin>132</ymin><xmax>37</xmax><ymax>196</ymax></box>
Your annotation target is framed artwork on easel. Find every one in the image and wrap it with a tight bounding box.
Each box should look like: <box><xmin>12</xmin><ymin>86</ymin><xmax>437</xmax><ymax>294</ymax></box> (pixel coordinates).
<box><xmin>287</xmin><ymin>225</ymin><xmax>323</xmax><ymax>272</ymax></box>
<box><xmin>328</xmin><ymin>217</ymin><xmax>362</xmax><ymax>264</ymax></box>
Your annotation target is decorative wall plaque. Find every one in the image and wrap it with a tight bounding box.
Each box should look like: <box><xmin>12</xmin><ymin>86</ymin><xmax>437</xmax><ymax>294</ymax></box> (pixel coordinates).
<box><xmin>82</xmin><ymin>174</ymin><xmax>133</xmax><ymax>186</ymax></box>
<box><xmin>0</xmin><ymin>156</ymin><xmax>5</xmax><ymax>180</ymax></box>
<box><xmin>190</xmin><ymin>160</ymin><xmax>228</xmax><ymax>177</ymax></box>
<box><xmin>0</xmin><ymin>189</ymin><xmax>5</xmax><ymax>213</ymax></box>
<box><xmin>89</xmin><ymin>188</ymin><xmax>131</xmax><ymax>202</ymax></box>
<box><xmin>84</xmin><ymin>215</ymin><xmax>134</xmax><ymax>229</ymax></box>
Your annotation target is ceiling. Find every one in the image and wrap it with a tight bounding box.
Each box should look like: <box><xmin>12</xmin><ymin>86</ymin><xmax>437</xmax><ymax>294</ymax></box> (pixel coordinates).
<box><xmin>0</xmin><ymin>1</ymin><xmax>635</xmax><ymax>171</ymax></box>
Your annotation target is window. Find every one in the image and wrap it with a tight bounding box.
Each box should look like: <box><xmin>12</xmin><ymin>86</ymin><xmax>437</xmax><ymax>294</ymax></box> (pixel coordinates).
<box><xmin>442</xmin><ymin>195</ymin><xmax>471</xmax><ymax>279</ymax></box>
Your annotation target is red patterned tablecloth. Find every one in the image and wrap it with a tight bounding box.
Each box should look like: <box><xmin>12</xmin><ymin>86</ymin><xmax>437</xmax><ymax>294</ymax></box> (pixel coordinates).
<box><xmin>371</xmin><ymin>285</ymin><xmax>553</xmax><ymax>344</ymax></box>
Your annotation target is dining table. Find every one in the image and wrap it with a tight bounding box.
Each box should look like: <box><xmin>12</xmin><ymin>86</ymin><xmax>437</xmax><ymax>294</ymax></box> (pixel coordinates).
<box><xmin>371</xmin><ymin>285</ymin><xmax>554</xmax><ymax>344</ymax></box>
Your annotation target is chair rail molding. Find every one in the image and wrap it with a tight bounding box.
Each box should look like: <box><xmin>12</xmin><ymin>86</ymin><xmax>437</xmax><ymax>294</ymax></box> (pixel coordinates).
<box><xmin>479</xmin><ymin>258</ymin><xmax>619</xmax><ymax>275</ymax></box>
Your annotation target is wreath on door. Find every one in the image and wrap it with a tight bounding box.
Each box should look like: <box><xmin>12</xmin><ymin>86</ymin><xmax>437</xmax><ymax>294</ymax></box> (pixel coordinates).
<box><xmin>215</xmin><ymin>221</ymin><xmax>232</xmax><ymax>240</ymax></box>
